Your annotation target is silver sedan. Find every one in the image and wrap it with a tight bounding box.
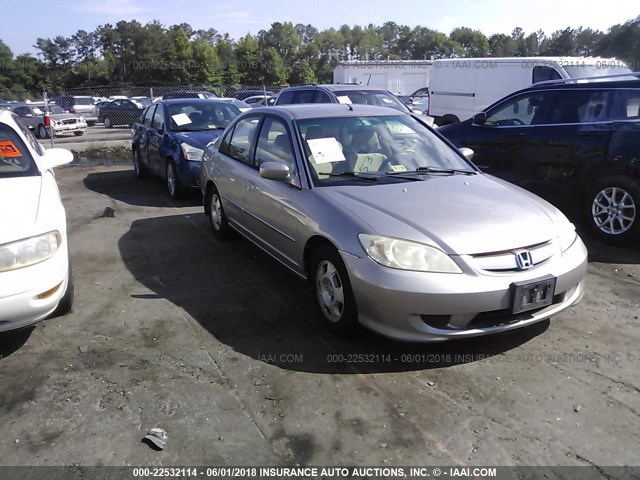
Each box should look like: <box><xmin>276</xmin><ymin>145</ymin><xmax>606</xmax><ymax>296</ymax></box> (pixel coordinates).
<box><xmin>200</xmin><ymin>104</ymin><xmax>587</xmax><ymax>342</ymax></box>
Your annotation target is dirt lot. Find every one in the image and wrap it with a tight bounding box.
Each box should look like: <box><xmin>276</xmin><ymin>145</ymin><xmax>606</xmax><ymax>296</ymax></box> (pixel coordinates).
<box><xmin>1</xmin><ymin>163</ymin><xmax>639</xmax><ymax>467</ymax></box>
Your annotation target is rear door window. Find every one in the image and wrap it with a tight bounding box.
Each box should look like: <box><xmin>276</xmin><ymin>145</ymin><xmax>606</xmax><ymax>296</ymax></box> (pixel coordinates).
<box><xmin>610</xmin><ymin>90</ymin><xmax>640</xmax><ymax>120</ymax></box>
<box><xmin>547</xmin><ymin>90</ymin><xmax>611</xmax><ymax>124</ymax></box>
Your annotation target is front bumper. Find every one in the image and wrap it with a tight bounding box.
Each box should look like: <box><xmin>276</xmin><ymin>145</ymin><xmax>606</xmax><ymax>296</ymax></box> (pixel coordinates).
<box><xmin>178</xmin><ymin>160</ymin><xmax>202</xmax><ymax>188</ymax></box>
<box><xmin>342</xmin><ymin>236</ymin><xmax>588</xmax><ymax>342</ymax></box>
<box><xmin>53</xmin><ymin>123</ymin><xmax>87</xmax><ymax>134</ymax></box>
<box><xmin>0</xmin><ymin>248</ymin><xmax>69</xmax><ymax>332</ymax></box>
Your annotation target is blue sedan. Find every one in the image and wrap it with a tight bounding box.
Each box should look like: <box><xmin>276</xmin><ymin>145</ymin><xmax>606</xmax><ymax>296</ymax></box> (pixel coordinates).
<box><xmin>132</xmin><ymin>99</ymin><xmax>241</xmax><ymax>198</ymax></box>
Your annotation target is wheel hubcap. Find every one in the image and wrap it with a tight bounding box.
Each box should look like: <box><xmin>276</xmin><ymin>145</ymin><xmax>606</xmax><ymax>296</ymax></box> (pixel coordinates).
<box><xmin>316</xmin><ymin>260</ymin><xmax>344</xmax><ymax>322</ymax></box>
<box><xmin>167</xmin><ymin>165</ymin><xmax>175</xmax><ymax>196</ymax></box>
<box><xmin>592</xmin><ymin>186</ymin><xmax>636</xmax><ymax>235</ymax></box>
<box><xmin>211</xmin><ymin>194</ymin><xmax>222</xmax><ymax>230</ymax></box>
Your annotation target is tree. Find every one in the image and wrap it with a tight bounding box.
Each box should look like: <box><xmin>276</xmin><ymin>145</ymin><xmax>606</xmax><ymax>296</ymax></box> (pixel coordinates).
<box><xmin>450</xmin><ymin>27</ymin><xmax>489</xmax><ymax>57</ymax></box>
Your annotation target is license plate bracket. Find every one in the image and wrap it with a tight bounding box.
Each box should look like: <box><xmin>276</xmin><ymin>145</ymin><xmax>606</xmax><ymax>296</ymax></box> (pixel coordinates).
<box><xmin>511</xmin><ymin>275</ymin><xmax>556</xmax><ymax>314</ymax></box>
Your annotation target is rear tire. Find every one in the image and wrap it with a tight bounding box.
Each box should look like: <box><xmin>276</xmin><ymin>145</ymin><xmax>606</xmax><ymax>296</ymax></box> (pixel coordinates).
<box><xmin>310</xmin><ymin>245</ymin><xmax>359</xmax><ymax>335</ymax></box>
<box><xmin>133</xmin><ymin>148</ymin><xmax>149</xmax><ymax>178</ymax></box>
<box><xmin>586</xmin><ymin>175</ymin><xmax>639</xmax><ymax>245</ymax></box>
<box><xmin>206</xmin><ymin>183</ymin><xmax>233</xmax><ymax>239</ymax></box>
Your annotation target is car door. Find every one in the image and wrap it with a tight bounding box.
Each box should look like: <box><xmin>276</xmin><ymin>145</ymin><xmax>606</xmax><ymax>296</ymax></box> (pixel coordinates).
<box><xmin>136</xmin><ymin>105</ymin><xmax>156</xmax><ymax>170</ymax></box>
<box><xmin>242</xmin><ymin>116</ymin><xmax>307</xmax><ymax>271</ymax></box>
<box><xmin>461</xmin><ymin>91</ymin><xmax>553</xmax><ymax>185</ymax></box>
<box><xmin>215</xmin><ymin>115</ymin><xmax>262</xmax><ymax>233</ymax></box>
<box><xmin>518</xmin><ymin>89</ymin><xmax>612</xmax><ymax>208</ymax></box>
<box><xmin>147</xmin><ymin>104</ymin><xmax>166</xmax><ymax>175</ymax></box>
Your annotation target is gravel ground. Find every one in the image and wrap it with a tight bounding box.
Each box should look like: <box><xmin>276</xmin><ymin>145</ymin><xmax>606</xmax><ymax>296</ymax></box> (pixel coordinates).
<box><xmin>0</xmin><ymin>164</ymin><xmax>638</xmax><ymax>467</ymax></box>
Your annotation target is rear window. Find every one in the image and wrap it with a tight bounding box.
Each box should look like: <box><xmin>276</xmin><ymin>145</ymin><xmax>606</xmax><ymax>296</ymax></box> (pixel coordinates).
<box><xmin>74</xmin><ymin>98</ymin><xmax>94</xmax><ymax>105</ymax></box>
<box><xmin>332</xmin><ymin>90</ymin><xmax>410</xmax><ymax>112</ymax></box>
<box><xmin>0</xmin><ymin>122</ymin><xmax>38</xmax><ymax>178</ymax></box>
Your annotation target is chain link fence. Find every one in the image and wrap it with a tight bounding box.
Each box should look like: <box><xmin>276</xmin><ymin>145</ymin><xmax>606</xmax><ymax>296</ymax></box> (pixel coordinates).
<box><xmin>0</xmin><ymin>85</ymin><xmax>283</xmax><ymax>148</ymax></box>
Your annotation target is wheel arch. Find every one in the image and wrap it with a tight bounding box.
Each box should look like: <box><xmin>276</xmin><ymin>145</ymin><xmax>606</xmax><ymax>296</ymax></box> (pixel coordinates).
<box><xmin>303</xmin><ymin>235</ymin><xmax>341</xmax><ymax>281</ymax></box>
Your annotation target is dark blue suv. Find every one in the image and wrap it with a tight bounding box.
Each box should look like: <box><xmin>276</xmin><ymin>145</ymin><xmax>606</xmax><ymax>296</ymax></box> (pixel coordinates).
<box><xmin>132</xmin><ymin>99</ymin><xmax>240</xmax><ymax>198</ymax></box>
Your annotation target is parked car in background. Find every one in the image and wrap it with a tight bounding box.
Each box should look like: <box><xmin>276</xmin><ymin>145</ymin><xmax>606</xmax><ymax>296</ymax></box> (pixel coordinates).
<box><xmin>438</xmin><ymin>76</ymin><xmax>640</xmax><ymax>244</ymax></box>
<box><xmin>200</xmin><ymin>104</ymin><xmax>587</xmax><ymax>341</ymax></box>
<box><xmin>233</xmin><ymin>89</ymin><xmax>277</xmax><ymax>100</ymax></box>
<box><xmin>0</xmin><ymin>110</ymin><xmax>74</xmax><ymax>332</ymax></box>
<box><xmin>162</xmin><ymin>91</ymin><xmax>218</xmax><ymax>100</ymax></box>
<box><xmin>275</xmin><ymin>84</ymin><xmax>412</xmax><ymax>113</ymax></box>
<box><xmin>244</xmin><ymin>95</ymin><xmax>276</xmax><ymax>107</ymax></box>
<box><xmin>428</xmin><ymin>56</ymin><xmax>633</xmax><ymax>125</ymax></box>
<box><xmin>132</xmin><ymin>99</ymin><xmax>241</xmax><ymax>198</ymax></box>
<box><xmin>94</xmin><ymin>101</ymin><xmax>111</xmax><ymax>117</ymax></box>
<box><xmin>98</xmin><ymin>99</ymin><xmax>146</xmax><ymax>128</ymax></box>
<box><xmin>13</xmin><ymin>103</ymin><xmax>87</xmax><ymax>139</ymax></box>
<box><xmin>219</xmin><ymin>98</ymin><xmax>251</xmax><ymax>112</ymax></box>
<box><xmin>50</xmin><ymin>96</ymin><xmax>98</xmax><ymax>126</ymax></box>
<box><xmin>108</xmin><ymin>95</ymin><xmax>129</xmax><ymax>100</ymax></box>
<box><xmin>408</xmin><ymin>87</ymin><xmax>430</xmax><ymax>114</ymax></box>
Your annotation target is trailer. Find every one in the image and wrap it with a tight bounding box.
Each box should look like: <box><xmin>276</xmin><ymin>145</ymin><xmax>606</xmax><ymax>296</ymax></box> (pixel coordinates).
<box><xmin>333</xmin><ymin>60</ymin><xmax>433</xmax><ymax>96</ymax></box>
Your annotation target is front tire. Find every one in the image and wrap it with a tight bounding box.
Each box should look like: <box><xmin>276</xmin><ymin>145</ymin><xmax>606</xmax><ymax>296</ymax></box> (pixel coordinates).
<box><xmin>52</xmin><ymin>260</ymin><xmax>74</xmax><ymax>317</ymax></box>
<box><xmin>206</xmin><ymin>184</ymin><xmax>233</xmax><ymax>239</ymax></box>
<box><xmin>166</xmin><ymin>161</ymin><xmax>183</xmax><ymax>199</ymax></box>
<box><xmin>311</xmin><ymin>245</ymin><xmax>359</xmax><ymax>335</ymax></box>
<box><xmin>586</xmin><ymin>175</ymin><xmax>639</xmax><ymax>245</ymax></box>
<box><xmin>38</xmin><ymin>124</ymin><xmax>50</xmax><ymax>139</ymax></box>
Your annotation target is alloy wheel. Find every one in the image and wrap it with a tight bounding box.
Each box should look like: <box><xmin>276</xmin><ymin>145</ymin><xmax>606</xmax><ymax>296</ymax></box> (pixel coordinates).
<box><xmin>210</xmin><ymin>193</ymin><xmax>222</xmax><ymax>231</ymax></box>
<box><xmin>315</xmin><ymin>260</ymin><xmax>345</xmax><ymax>322</ymax></box>
<box><xmin>592</xmin><ymin>186</ymin><xmax>636</xmax><ymax>235</ymax></box>
<box><xmin>167</xmin><ymin>163</ymin><xmax>176</xmax><ymax>197</ymax></box>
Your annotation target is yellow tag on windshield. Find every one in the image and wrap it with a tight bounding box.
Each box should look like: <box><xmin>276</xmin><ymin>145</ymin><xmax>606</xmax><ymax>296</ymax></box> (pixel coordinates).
<box><xmin>390</xmin><ymin>164</ymin><xmax>407</xmax><ymax>172</ymax></box>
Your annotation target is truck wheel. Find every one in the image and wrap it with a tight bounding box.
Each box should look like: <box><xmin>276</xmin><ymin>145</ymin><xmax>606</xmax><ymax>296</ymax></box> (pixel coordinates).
<box><xmin>586</xmin><ymin>175</ymin><xmax>639</xmax><ymax>245</ymax></box>
<box><xmin>441</xmin><ymin>114</ymin><xmax>460</xmax><ymax>126</ymax></box>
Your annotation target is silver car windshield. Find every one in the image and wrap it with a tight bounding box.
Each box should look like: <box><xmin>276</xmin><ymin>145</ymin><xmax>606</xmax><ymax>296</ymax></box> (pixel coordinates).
<box><xmin>297</xmin><ymin>115</ymin><xmax>476</xmax><ymax>185</ymax></box>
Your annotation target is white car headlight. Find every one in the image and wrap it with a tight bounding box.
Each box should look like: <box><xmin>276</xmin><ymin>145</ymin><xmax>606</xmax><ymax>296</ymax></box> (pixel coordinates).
<box><xmin>181</xmin><ymin>143</ymin><xmax>204</xmax><ymax>161</ymax></box>
<box><xmin>0</xmin><ymin>231</ymin><xmax>61</xmax><ymax>272</ymax></box>
<box><xmin>358</xmin><ymin>234</ymin><xmax>462</xmax><ymax>273</ymax></box>
<box><xmin>558</xmin><ymin>223</ymin><xmax>577</xmax><ymax>252</ymax></box>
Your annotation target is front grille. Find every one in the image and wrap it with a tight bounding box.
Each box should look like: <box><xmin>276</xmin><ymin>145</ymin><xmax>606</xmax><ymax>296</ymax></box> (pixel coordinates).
<box><xmin>61</xmin><ymin>119</ymin><xmax>77</xmax><ymax>125</ymax></box>
<box><xmin>469</xmin><ymin>240</ymin><xmax>557</xmax><ymax>273</ymax></box>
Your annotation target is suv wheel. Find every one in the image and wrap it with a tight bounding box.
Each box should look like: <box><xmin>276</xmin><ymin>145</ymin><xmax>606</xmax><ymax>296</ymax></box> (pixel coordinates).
<box><xmin>586</xmin><ymin>176</ymin><xmax>639</xmax><ymax>244</ymax></box>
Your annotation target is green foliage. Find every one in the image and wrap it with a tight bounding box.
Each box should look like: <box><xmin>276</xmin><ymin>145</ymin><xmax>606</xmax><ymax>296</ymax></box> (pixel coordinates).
<box><xmin>1</xmin><ymin>17</ymin><xmax>638</xmax><ymax>97</ymax></box>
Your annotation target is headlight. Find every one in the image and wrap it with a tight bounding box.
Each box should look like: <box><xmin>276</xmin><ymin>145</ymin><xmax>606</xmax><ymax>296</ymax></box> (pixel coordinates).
<box><xmin>558</xmin><ymin>223</ymin><xmax>577</xmax><ymax>252</ymax></box>
<box><xmin>358</xmin><ymin>234</ymin><xmax>462</xmax><ymax>273</ymax></box>
<box><xmin>181</xmin><ymin>143</ymin><xmax>204</xmax><ymax>161</ymax></box>
<box><xmin>52</xmin><ymin>120</ymin><xmax>59</xmax><ymax>126</ymax></box>
<box><xmin>0</xmin><ymin>231</ymin><xmax>61</xmax><ymax>272</ymax></box>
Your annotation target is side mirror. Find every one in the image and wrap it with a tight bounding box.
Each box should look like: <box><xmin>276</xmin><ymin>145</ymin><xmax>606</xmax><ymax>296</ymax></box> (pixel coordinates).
<box><xmin>472</xmin><ymin>112</ymin><xmax>487</xmax><ymax>125</ymax></box>
<box><xmin>42</xmin><ymin>147</ymin><xmax>73</xmax><ymax>169</ymax></box>
<box><xmin>459</xmin><ymin>147</ymin><xmax>474</xmax><ymax>161</ymax></box>
<box><xmin>259</xmin><ymin>162</ymin><xmax>291</xmax><ymax>182</ymax></box>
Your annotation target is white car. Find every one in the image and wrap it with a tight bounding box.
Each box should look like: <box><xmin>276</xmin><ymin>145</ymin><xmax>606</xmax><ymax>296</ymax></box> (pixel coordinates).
<box><xmin>0</xmin><ymin>110</ymin><xmax>74</xmax><ymax>332</ymax></box>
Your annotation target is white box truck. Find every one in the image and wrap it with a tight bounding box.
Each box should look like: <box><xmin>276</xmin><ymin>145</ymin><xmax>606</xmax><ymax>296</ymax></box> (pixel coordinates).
<box><xmin>428</xmin><ymin>56</ymin><xmax>632</xmax><ymax>125</ymax></box>
<box><xmin>333</xmin><ymin>60</ymin><xmax>432</xmax><ymax>95</ymax></box>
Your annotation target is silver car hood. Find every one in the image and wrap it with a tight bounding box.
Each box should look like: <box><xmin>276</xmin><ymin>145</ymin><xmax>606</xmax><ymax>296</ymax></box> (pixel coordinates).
<box><xmin>317</xmin><ymin>174</ymin><xmax>562</xmax><ymax>255</ymax></box>
<box><xmin>51</xmin><ymin>113</ymin><xmax>80</xmax><ymax>121</ymax></box>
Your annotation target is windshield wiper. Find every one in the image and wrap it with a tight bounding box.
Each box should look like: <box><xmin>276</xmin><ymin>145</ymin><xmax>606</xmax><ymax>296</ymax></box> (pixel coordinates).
<box><xmin>388</xmin><ymin>166</ymin><xmax>478</xmax><ymax>175</ymax></box>
<box><xmin>323</xmin><ymin>172</ymin><xmax>381</xmax><ymax>181</ymax></box>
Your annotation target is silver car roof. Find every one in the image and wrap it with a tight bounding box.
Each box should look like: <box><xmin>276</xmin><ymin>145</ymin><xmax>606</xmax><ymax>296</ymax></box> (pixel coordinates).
<box><xmin>249</xmin><ymin>104</ymin><xmax>407</xmax><ymax>120</ymax></box>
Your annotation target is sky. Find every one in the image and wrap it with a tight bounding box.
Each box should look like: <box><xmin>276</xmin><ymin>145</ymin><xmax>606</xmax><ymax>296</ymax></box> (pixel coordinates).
<box><xmin>2</xmin><ymin>0</ymin><xmax>639</xmax><ymax>55</ymax></box>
